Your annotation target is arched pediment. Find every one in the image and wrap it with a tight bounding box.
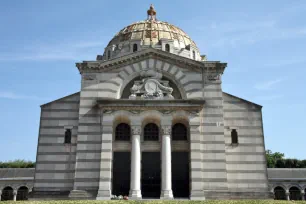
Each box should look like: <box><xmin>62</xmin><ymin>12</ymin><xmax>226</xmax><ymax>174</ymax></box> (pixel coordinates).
<box><xmin>120</xmin><ymin>69</ymin><xmax>185</xmax><ymax>99</ymax></box>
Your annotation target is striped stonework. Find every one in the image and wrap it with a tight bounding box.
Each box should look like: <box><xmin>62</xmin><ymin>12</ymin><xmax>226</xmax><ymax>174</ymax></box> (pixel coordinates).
<box><xmin>32</xmin><ymin>47</ymin><xmax>272</xmax><ymax>200</ymax></box>
<box><xmin>200</xmin><ymin>79</ymin><xmax>228</xmax><ymax>197</ymax></box>
<box><xmin>34</xmin><ymin>93</ymin><xmax>80</xmax><ymax>193</ymax></box>
<box><xmin>223</xmin><ymin>92</ymin><xmax>270</xmax><ymax>196</ymax></box>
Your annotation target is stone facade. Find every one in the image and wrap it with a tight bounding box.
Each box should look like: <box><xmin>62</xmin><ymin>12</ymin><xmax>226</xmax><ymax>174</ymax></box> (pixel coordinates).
<box><xmin>6</xmin><ymin>8</ymin><xmax>284</xmax><ymax>200</ymax></box>
<box><xmin>28</xmin><ymin>46</ymin><xmax>271</xmax><ymax>199</ymax></box>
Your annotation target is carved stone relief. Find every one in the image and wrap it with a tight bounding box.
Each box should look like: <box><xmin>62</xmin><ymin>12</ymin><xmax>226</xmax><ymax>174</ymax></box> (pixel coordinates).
<box><xmin>129</xmin><ymin>70</ymin><xmax>174</xmax><ymax>99</ymax></box>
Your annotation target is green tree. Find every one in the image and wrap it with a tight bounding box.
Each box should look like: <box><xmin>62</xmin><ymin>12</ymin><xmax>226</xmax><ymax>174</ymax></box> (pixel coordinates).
<box><xmin>275</xmin><ymin>159</ymin><xmax>285</xmax><ymax>168</ymax></box>
<box><xmin>266</xmin><ymin>149</ymin><xmax>285</xmax><ymax>168</ymax></box>
<box><xmin>0</xmin><ymin>159</ymin><xmax>35</xmax><ymax>168</ymax></box>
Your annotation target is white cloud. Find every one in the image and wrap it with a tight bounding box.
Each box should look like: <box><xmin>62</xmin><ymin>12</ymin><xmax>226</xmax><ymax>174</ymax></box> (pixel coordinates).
<box><xmin>0</xmin><ymin>91</ymin><xmax>49</xmax><ymax>100</ymax></box>
<box><xmin>254</xmin><ymin>78</ymin><xmax>283</xmax><ymax>90</ymax></box>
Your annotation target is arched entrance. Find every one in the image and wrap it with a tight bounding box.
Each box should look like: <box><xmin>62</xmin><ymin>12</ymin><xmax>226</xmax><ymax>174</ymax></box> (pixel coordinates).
<box><xmin>17</xmin><ymin>186</ymin><xmax>29</xmax><ymax>200</ymax></box>
<box><xmin>1</xmin><ymin>186</ymin><xmax>14</xmax><ymax>201</ymax></box>
<box><xmin>289</xmin><ymin>186</ymin><xmax>301</xmax><ymax>200</ymax></box>
<box><xmin>274</xmin><ymin>186</ymin><xmax>286</xmax><ymax>200</ymax></box>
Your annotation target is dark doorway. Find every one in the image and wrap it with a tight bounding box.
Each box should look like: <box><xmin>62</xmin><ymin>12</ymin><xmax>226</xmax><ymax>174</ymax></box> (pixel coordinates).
<box><xmin>274</xmin><ymin>186</ymin><xmax>286</xmax><ymax>200</ymax></box>
<box><xmin>141</xmin><ymin>152</ymin><xmax>161</xmax><ymax>198</ymax></box>
<box><xmin>112</xmin><ymin>152</ymin><xmax>131</xmax><ymax>196</ymax></box>
<box><xmin>17</xmin><ymin>186</ymin><xmax>29</xmax><ymax>200</ymax></box>
<box><xmin>289</xmin><ymin>186</ymin><xmax>301</xmax><ymax>200</ymax></box>
<box><xmin>1</xmin><ymin>186</ymin><xmax>14</xmax><ymax>201</ymax></box>
<box><xmin>172</xmin><ymin>152</ymin><xmax>190</xmax><ymax>198</ymax></box>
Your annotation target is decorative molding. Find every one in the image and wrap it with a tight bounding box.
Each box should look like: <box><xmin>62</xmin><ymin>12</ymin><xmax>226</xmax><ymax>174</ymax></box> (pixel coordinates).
<box><xmin>82</xmin><ymin>74</ymin><xmax>96</xmax><ymax>80</ymax></box>
<box><xmin>76</xmin><ymin>48</ymin><xmax>227</xmax><ymax>74</ymax></box>
<box><xmin>162</xmin><ymin>126</ymin><xmax>171</xmax><ymax>135</ymax></box>
<box><xmin>131</xmin><ymin>126</ymin><xmax>141</xmax><ymax>135</ymax></box>
<box><xmin>97</xmin><ymin>99</ymin><xmax>204</xmax><ymax>112</ymax></box>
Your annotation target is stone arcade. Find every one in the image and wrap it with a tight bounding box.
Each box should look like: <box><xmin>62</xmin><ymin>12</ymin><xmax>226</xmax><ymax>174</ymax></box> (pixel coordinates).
<box><xmin>31</xmin><ymin>5</ymin><xmax>273</xmax><ymax>200</ymax></box>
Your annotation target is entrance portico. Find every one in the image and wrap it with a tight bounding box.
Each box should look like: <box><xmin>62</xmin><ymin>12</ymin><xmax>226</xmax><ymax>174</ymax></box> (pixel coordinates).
<box><xmin>96</xmin><ymin>99</ymin><xmax>203</xmax><ymax>200</ymax></box>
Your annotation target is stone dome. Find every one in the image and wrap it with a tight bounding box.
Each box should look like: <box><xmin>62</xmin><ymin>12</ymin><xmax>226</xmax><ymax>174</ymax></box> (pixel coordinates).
<box><xmin>99</xmin><ymin>5</ymin><xmax>201</xmax><ymax>61</ymax></box>
<box><xmin>108</xmin><ymin>20</ymin><xmax>198</xmax><ymax>49</ymax></box>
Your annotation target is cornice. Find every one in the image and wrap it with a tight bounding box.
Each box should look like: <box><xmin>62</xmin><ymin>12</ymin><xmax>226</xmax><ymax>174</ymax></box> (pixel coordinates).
<box><xmin>76</xmin><ymin>48</ymin><xmax>227</xmax><ymax>74</ymax></box>
<box><xmin>97</xmin><ymin>98</ymin><xmax>204</xmax><ymax>112</ymax></box>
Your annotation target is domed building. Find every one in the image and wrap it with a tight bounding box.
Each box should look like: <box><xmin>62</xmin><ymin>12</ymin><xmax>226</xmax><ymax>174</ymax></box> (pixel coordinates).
<box><xmin>30</xmin><ymin>5</ymin><xmax>273</xmax><ymax>200</ymax></box>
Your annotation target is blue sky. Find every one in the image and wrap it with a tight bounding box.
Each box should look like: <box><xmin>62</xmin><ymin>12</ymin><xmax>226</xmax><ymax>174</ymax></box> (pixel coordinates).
<box><xmin>0</xmin><ymin>0</ymin><xmax>305</xmax><ymax>161</ymax></box>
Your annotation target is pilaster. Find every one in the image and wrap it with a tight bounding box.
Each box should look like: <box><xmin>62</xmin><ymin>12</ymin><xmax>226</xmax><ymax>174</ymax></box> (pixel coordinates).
<box><xmin>301</xmin><ymin>190</ymin><xmax>305</xmax><ymax>200</ymax></box>
<box><xmin>285</xmin><ymin>190</ymin><xmax>290</xmax><ymax>201</ymax></box>
<box><xmin>97</xmin><ymin>114</ymin><xmax>113</xmax><ymax>200</ymax></box>
<box><xmin>13</xmin><ymin>190</ymin><xmax>17</xmax><ymax>201</ymax></box>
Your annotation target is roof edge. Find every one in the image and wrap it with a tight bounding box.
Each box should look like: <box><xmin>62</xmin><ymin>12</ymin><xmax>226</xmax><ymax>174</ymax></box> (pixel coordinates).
<box><xmin>223</xmin><ymin>92</ymin><xmax>262</xmax><ymax>108</ymax></box>
<box><xmin>40</xmin><ymin>92</ymin><xmax>80</xmax><ymax>107</ymax></box>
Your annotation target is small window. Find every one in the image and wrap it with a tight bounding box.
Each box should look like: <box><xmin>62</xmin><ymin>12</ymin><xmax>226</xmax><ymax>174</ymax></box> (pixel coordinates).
<box><xmin>107</xmin><ymin>50</ymin><xmax>111</xmax><ymax>59</ymax></box>
<box><xmin>115</xmin><ymin>123</ymin><xmax>131</xmax><ymax>141</ymax></box>
<box><xmin>231</xmin><ymin>129</ymin><xmax>238</xmax><ymax>144</ymax></box>
<box><xmin>172</xmin><ymin>123</ymin><xmax>187</xmax><ymax>140</ymax></box>
<box><xmin>133</xmin><ymin>44</ymin><xmax>138</xmax><ymax>52</ymax></box>
<box><xmin>64</xmin><ymin>129</ymin><xmax>71</xmax><ymax>144</ymax></box>
<box><xmin>192</xmin><ymin>51</ymin><xmax>196</xmax><ymax>60</ymax></box>
<box><xmin>144</xmin><ymin>123</ymin><xmax>159</xmax><ymax>141</ymax></box>
<box><xmin>165</xmin><ymin>44</ymin><xmax>170</xmax><ymax>52</ymax></box>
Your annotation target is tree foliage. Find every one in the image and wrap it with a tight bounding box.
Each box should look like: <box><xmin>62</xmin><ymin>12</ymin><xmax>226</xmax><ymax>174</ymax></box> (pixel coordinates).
<box><xmin>0</xmin><ymin>159</ymin><xmax>35</xmax><ymax>168</ymax></box>
<box><xmin>266</xmin><ymin>150</ymin><xmax>306</xmax><ymax>168</ymax></box>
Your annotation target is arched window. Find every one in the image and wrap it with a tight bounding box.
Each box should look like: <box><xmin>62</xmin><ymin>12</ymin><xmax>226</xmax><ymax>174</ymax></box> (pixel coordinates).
<box><xmin>64</xmin><ymin>129</ymin><xmax>71</xmax><ymax>144</ymax></box>
<box><xmin>107</xmin><ymin>50</ymin><xmax>111</xmax><ymax>59</ymax></box>
<box><xmin>192</xmin><ymin>50</ymin><xmax>196</xmax><ymax>60</ymax></box>
<box><xmin>115</xmin><ymin>123</ymin><xmax>131</xmax><ymax>141</ymax></box>
<box><xmin>165</xmin><ymin>44</ymin><xmax>170</xmax><ymax>52</ymax></box>
<box><xmin>289</xmin><ymin>186</ymin><xmax>301</xmax><ymax>200</ymax></box>
<box><xmin>172</xmin><ymin>123</ymin><xmax>187</xmax><ymax>140</ymax></box>
<box><xmin>231</xmin><ymin>129</ymin><xmax>238</xmax><ymax>144</ymax></box>
<box><xmin>133</xmin><ymin>44</ymin><xmax>138</xmax><ymax>52</ymax></box>
<box><xmin>144</xmin><ymin>123</ymin><xmax>159</xmax><ymax>141</ymax></box>
<box><xmin>274</xmin><ymin>186</ymin><xmax>286</xmax><ymax>200</ymax></box>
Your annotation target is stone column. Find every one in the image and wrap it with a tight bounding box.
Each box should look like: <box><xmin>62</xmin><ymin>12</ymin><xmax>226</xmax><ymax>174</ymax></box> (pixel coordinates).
<box><xmin>285</xmin><ymin>190</ymin><xmax>290</xmax><ymax>201</ymax></box>
<box><xmin>0</xmin><ymin>190</ymin><xmax>2</xmax><ymax>201</ymax></box>
<box><xmin>129</xmin><ymin>126</ymin><xmax>142</xmax><ymax>199</ymax></box>
<box><xmin>160</xmin><ymin>126</ymin><xmax>173</xmax><ymax>199</ymax></box>
<box><xmin>301</xmin><ymin>190</ymin><xmax>305</xmax><ymax>200</ymax></box>
<box><xmin>13</xmin><ymin>190</ymin><xmax>17</xmax><ymax>201</ymax></box>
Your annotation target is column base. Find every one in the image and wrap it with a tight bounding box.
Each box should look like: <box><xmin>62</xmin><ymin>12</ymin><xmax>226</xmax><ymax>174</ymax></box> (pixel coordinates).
<box><xmin>160</xmin><ymin>190</ymin><xmax>173</xmax><ymax>199</ymax></box>
<box><xmin>129</xmin><ymin>190</ymin><xmax>142</xmax><ymax>199</ymax></box>
<box><xmin>96</xmin><ymin>190</ymin><xmax>111</xmax><ymax>200</ymax></box>
<box><xmin>68</xmin><ymin>190</ymin><xmax>89</xmax><ymax>199</ymax></box>
<box><xmin>190</xmin><ymin>190</ymin><xmax>205</xmax><ymax>200</ymax></box>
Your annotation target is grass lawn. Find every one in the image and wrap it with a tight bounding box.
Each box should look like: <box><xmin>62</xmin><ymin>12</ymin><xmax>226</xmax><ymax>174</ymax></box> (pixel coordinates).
<box><xmin>3</xmin><ymin>201</ymin><xmax>306</xmax><ymax>204</ymax></box>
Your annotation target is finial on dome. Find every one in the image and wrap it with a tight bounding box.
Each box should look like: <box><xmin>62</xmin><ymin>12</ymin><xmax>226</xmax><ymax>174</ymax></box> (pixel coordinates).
<box><xmin>147</xmin><ymin>4</ymin><xmax>157</xmax><ymax>21</ymax></box>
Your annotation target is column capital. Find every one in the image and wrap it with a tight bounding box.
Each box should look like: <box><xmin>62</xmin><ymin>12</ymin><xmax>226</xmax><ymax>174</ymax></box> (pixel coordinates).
<box><xmin>131</xmin><ymin>126</ymin><xmax>141</xmax><ymax>135</ymax></box>
<box><xmin>13</xmin><ymin>189</ymin><xmax>17</xmax><ymax>195</ymax></box>
<box><xmin>162</xmin><ymin>126</ymin><xmax>171</xmax><ymax>135</ymax></box>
